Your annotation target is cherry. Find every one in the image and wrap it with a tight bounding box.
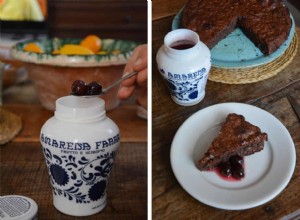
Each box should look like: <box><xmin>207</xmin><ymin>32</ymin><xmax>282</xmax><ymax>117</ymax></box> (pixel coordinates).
<box><xmin>87</xmin><ymin>81</ymin><xmax>102</xmax><ymax>95</ymax></box>
<box><xmin>229</xmin><ymin>155</ymin><xmax>244</xmax><ymax>165</ymax></box>
<box><xmin>218</xmin><ymin>162</ymin><xmax>232</xmax><ymax>177</ymax></box>
<box><xmin>215</xmin><ymin>155</ymin><xmax>245</xmax><ymax>180</ymax></box>
<box><xmin>71</xmin><ymin>80</ymin><xmax>87</xmax><ymax>96</ymax></box>
<box><xmin>231</xmin><ymin>163</ymin><xmax>245</xmax><ymax>179</ymax></box>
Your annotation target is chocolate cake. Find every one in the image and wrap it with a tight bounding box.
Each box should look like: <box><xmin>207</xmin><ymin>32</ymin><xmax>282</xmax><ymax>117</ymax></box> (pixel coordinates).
<box><xmin>182</xmin><ymin>0</ymin><xmax>292</xmax><ymax>55</ymax></box>
<box><xmin>197</xmin><ymin>113</ymin><xmax>268</xmax><ymax>171</ymax></box>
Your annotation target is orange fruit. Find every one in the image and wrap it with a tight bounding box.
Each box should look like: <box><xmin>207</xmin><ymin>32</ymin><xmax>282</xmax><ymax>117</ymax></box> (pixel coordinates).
<box><xmin>23</xmin><ymin>43</ymin><xmax>43</xmax><ymax>53</ymax></box>
<box><xmin>52</xmin><ymin>49</ymin><xmax>60</xmax><ymax>55</ymax></box>
<box><xmin>80</xmin><ymin>35</ymin><xmax>101</xmax><ymax>53</ymax></box>
<box><xmin>59</xmin><ymin>44</ymin><xmax>94</xmax><ymax>55</ymax></box>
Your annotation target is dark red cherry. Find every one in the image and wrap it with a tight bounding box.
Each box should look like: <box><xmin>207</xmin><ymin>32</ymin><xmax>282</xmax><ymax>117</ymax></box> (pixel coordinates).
<box><xmin>218</xmin><ymin>162</ymin><xmax>232</xmax><ymax>177</ymax></box>
<box><xmin>71</xmin><ymin>80</ymin><xmax>88</xmax><ymax>96</ymax></box>
<box><xmin>231</xmin><ymin>163</ymin><xmax>244</xmax><ymax>179</ymax></box>
<box><xmin>87</xmin><ymin>81</ymin><xmax>102</xmax><ymax>95</ymax></box>
<box><xmin>230</xmin><ymin>155</ymin><xmax>244</xmax><ymax>165</ymax></box>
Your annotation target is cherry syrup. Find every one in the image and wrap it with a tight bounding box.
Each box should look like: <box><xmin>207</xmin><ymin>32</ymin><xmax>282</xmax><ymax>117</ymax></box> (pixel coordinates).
<box><xmin>170</xmin><ymin>40</ymin><xmax>195</xmax><ymax>50</ymax></box>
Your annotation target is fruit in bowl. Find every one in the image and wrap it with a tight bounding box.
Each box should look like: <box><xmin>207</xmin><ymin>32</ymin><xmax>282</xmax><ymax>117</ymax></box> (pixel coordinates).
<box><xmin>11</xmin><ymin>35</ymin><xmax>139</xmax><ymax>111</ymax></box>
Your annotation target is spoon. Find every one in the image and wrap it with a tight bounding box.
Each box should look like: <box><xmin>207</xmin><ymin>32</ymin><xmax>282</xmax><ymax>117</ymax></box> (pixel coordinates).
<box><xmin>74</xmin><ymin>71</ymin><xmax>137</xmax><ymax>98</ymax></box>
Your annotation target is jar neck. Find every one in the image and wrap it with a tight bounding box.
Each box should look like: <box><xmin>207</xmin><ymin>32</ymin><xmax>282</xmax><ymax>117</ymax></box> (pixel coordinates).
<box><xmin>163</xmin><ymin>29</ymin><xmax>201</xmax><ymax>59</ymax></box>
<box><xmin>54</xmin><ymin>96</ymin><xmax>106</xmax><ymax>123</ymax></box>
<box><xmin>55</xmin><ymin>112</ymin><xmax>106</xmax><ymax>123</ymax></box>
<box><xmin>164</xmin><ymin>42</ymin><xmax>201</xmax><ymax>59</ymax></box>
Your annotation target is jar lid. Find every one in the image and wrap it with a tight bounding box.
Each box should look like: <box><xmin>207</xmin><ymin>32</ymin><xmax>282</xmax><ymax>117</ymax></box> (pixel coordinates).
<box><xmin>55</xmin><ymin>96</ymin><xmax>106</xmax><ymax>122</ymax></box>
<box><xmin>0</xmin><ymin>195</ymin><xmax>38</xmax><ymax>220</ymax></box>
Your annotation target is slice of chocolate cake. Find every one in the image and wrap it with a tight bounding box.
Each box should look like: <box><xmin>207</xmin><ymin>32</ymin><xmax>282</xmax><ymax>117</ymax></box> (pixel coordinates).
<box><xmin>197</xmin><ymin>113</ymin><xmax>268</xmax><ymax>171</ymax></box>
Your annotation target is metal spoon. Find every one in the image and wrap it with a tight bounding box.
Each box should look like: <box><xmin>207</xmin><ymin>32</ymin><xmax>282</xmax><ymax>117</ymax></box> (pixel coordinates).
<box><xmin>74</xmin><ymin>71</ymin><xmax>137</xmax><ymax>98</ymax></box>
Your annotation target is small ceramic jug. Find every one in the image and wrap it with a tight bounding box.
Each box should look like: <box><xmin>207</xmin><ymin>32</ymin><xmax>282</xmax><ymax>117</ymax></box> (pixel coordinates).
<box><xmin>156</xmin><ymin>29</ymin><xmax>211</xmax><ymax>106</ymax></box>
<box><xmin>40</xmin><ymin>96</ymin><xmax>120</xmax><ymax>216</ymax></box>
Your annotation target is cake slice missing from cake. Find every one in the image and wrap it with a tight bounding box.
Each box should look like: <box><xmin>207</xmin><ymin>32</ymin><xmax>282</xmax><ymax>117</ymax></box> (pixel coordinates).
<box><xmin>197</xmin><ymin>113</ymin><xmax>268</xmax><ymax>171</ymax></box>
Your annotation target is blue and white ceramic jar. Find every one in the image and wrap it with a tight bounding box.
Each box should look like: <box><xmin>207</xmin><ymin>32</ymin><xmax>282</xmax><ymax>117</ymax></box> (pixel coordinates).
<box><xmin>40</xmin><ymin>96</ymin><xmax>120</xmax><ymax>216</ymax></box>
<box><xmin>156</xmin><ymin>29</ymin><xmax>211</xmax><ymax>106</ymax></box>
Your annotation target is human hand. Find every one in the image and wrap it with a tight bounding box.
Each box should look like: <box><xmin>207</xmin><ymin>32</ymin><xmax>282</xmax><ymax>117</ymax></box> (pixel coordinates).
<box><xmin>118</xmin><ymin>44</ymin><xmax>148</xmax><ymax>109</ymax></box>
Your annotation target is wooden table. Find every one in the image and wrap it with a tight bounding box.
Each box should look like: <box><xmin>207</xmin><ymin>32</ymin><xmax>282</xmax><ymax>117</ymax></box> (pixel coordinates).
<box><xmin>0</xmin><ymin>81</ymin><xmax>147</xmax><ymax>219</ymax></box>
<box><xmin>152</xmin><ymin>2</ymin><xmax>300</xmax><ymax>219</ymax></box>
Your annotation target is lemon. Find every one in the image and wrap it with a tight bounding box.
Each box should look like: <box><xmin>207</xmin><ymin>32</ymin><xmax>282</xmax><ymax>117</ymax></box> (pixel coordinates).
<box><xmin>98</xmin><ymin>51</ymin><xmax>108</xmax><ymax>55</ymax></box>
<box><xmin>59</xmin><ymin>44</ymin><xmax>94</xmax><ymax>55</ymax></box>
<box><xmin>111</xmin><ymin>50</ymin><xmax>121</xmax><ymax>55</ymax></box>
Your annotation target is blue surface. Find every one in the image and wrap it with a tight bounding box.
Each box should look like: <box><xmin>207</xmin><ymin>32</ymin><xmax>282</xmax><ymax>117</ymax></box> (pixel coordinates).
<box><xmin>172</xmin><ymin>7</ymin><xmax>295</xmax><ymax>68</ymax></box>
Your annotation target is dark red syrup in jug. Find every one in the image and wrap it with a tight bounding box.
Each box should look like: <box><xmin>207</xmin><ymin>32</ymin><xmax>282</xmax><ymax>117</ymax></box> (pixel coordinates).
<box><xmin>170</xmin><ymin>40</ymin><xmax>195</xmax><ymax>50</ymax></box>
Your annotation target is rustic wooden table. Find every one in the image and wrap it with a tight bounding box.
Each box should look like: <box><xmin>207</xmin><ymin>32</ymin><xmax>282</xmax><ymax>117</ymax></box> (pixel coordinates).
<box><xmin>152</xmin><ymin>1</ymin><xmax>300</xmax><ymax>219</ymax></box>
<box><xmin>0</xmin><ymin>80</ymin><xmax>147</xmax><ymax>219</ymax></box>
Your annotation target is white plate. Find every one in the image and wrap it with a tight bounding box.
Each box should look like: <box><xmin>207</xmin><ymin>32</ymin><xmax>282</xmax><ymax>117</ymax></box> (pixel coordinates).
<box><xmin>170</xmin><ymin>103</ymin><xmax>296</xmax><ymax>210</ymax></box>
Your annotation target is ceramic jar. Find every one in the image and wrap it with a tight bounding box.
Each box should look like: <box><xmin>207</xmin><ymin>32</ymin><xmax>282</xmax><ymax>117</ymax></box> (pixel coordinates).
<box><xmin>40</xmin><ymin>96</ymin><xmax>120</xmax><ymax>216</ymax></box>
<box><xmin>156</xmin><ymin>29</ymin><xmax>211</xmax><ymax>106</ymax></box>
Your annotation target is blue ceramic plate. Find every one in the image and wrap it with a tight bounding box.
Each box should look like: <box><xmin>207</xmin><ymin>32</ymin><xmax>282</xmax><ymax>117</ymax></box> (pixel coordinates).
<box><xmin>172</xmin><ymin>7</ymin><xmax>295</xmax><ymax>68</ymax></box>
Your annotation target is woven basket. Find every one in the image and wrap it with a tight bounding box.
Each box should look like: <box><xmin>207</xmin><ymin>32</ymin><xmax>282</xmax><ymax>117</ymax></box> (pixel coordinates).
<box><xmin>209</xmin><ymin>33</ymin><xmax>298</xmax><ymax>84</ymax></box>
